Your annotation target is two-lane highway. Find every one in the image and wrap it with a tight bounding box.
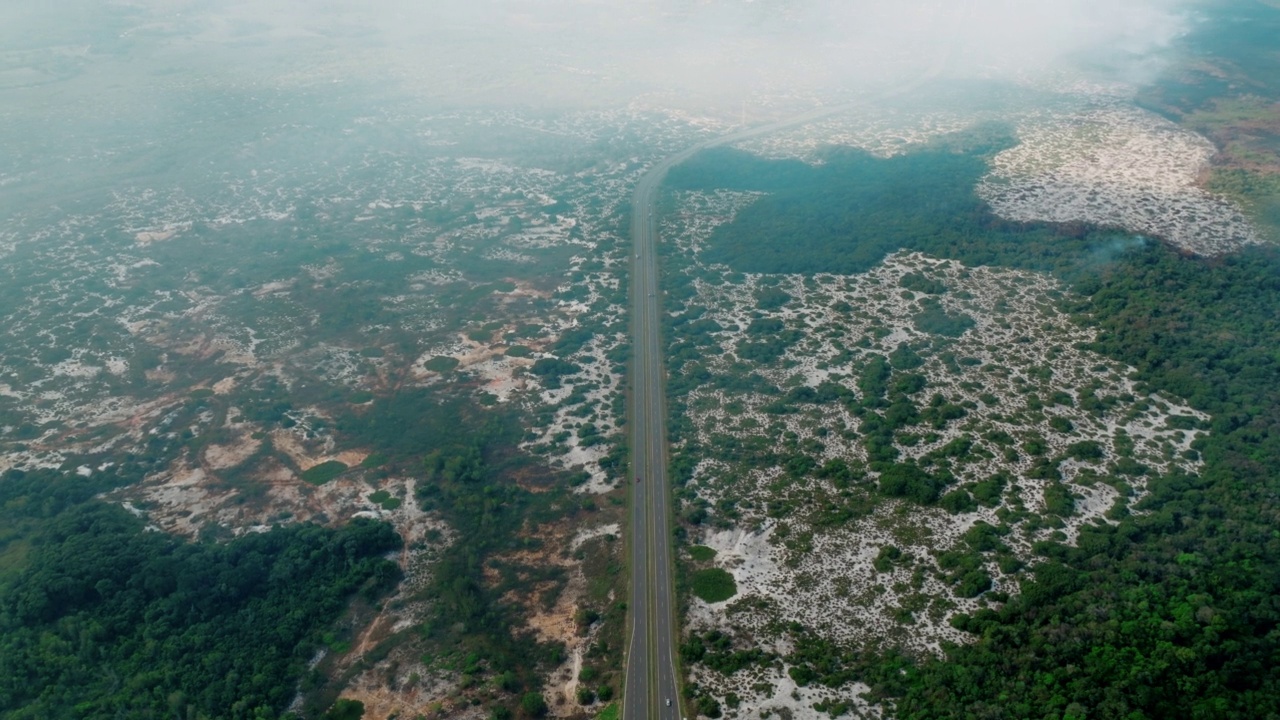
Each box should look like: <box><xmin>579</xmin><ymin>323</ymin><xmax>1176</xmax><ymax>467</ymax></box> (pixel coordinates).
<box><xmin>622</xmin><ymin>110</ymin><xmax>876</xmax><ymax>720</ymax></box>
<box><xmin>622</xmin><ymin>103</ymin><xmax>913</xmax><ymax>720</ymax></box>
<box><xmin>625</xmin><ymin>166</ymin><xmax>680</xmax><ymax>720</ymax></box>
<box><xmin>623</xmin><ymin>47</ymin><xmax>957</xmax><ymax>720</ymax></box>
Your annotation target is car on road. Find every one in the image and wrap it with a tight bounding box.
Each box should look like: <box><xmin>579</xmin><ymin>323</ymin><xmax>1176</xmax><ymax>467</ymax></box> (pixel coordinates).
<box><xmin>636</xmin><ymin>476</ymin><xmax>641</xmax><ymax>484</ymax></box>
<box><xmin>649</xmin><ymin>292</ymin><xmax>655</xmax><ymax>297</ymax></box>
<box><xmin>665</xmin><ymin>699</ymin><xmax>672</xmax><ymax>707</ymax></box>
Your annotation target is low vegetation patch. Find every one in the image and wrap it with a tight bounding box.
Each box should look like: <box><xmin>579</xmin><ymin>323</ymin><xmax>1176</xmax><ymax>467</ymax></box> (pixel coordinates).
<box><xmin>691</xmin><ymin>568</ymin><xmax>738</xmax><ymax>603</ymax></box>
<box><xmin>301</xmin><ymin>460</ymin><xmax>348</xmax><ymax>485</ymax></box>
<box><xmin>688</xmin><ymin>545</ymin><xmax>717</xmax><ymax>562</ymax></box>
<box><xmin>367</xmin><ymin>490</ymin><xmax>402</xmax><ymax>511</ymax></box>
<box><xmin>424</xmin><ymin>356</ymin><xmax>460</xmax><ymax>373</ymax></box>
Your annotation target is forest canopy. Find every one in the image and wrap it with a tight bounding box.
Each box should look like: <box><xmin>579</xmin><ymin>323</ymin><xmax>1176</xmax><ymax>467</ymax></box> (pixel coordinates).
<box><xmin>0</xmin><ymin>469</ymin><xmax>401</xmax><ymax>720</ymax></box>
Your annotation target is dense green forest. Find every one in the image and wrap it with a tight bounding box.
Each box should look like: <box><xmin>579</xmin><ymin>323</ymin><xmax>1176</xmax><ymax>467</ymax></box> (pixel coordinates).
<box><xmin>666</xmin><ymin>133</ymin><xmax>1280</xmax><ymax>717</ymax></box>
<box><xmin>665</xmin><ymin>127</ymin><xmax>1051</xmax><ymax>276</ymax></box>
<box><xmin>0</xmin><ymin>469</ymin><xmax>401</xmax><ymax>720</ymax></box>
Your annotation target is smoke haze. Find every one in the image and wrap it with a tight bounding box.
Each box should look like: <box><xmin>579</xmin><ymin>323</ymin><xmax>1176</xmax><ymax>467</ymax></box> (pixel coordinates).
<box><xmin>2</xmin><ymin>0</ymin><xmax>1195</xmax><ymax>111</ymax></box>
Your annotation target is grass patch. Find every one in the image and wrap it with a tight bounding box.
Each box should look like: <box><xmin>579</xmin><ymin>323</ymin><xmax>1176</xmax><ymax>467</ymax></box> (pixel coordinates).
<box><xmin>597</xmin><ymin>704</ymin><xmax>619</xmax><ymax>720</ymax></box>
<box><xmin>691</xmin><ymin>568</ymin><xmax>737</xmax><ymax>603</ymax></box>
<box><xmin>424</xmin><ymin>356</ymin><xmax>460</xmax><ymax>373</ymax></box>
<box><xmin>301</xmin><ymin>460</ymin><xmax>348</xmax><ymax>485</ymax></box>
<box><xmin>367</xmin><ymin>490</ymin><xmax>402</xmax><ymax>511</ymax></box>
<box><xmin>688</xmin><ymin>545</ymin><xmax>717</xmax><ymax>562</ymax></box>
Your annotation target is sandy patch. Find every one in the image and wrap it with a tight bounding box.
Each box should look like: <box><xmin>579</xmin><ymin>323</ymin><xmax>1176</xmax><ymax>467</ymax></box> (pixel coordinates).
<box><xmin>980</xmin><ymin>102</ymin><xmax>1260</xmax><ymax>255</ymax></box>
<box><xmin>203</xmin><ymin>431</ymin><xmax>262</xmax><ymax>471</ymax></box>
<box><xmin>271</xmin><ymin>427</ymin><xmax>367</xmax><ymax>471</ymax></box>
<box><xmin>135</xmin><ymin>228</ymin><xmax>177</xmax><ymax>244</ymax></box>
<box><xmin>492</xmin><ymin>521</ymin><xmax>620</xmax><ymax>717</ymax></box>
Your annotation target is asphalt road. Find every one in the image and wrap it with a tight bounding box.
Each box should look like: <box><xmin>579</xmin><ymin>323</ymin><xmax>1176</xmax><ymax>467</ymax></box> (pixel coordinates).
<box><xmin>622</xmin><ymin>50</ymin><xmax>956</xmax><ymax>720</ymax></box>
<box><xmin>621</xmin><ymin>112</ymin><xmax>868</xmax><ymax>720</ymax></box>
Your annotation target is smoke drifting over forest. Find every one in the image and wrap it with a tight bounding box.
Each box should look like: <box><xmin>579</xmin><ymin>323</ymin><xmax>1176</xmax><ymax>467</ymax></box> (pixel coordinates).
<box><xmin>3</xmin><ymin>0</ymin><xmax>1196</xmax><ymax>110</ymax></box>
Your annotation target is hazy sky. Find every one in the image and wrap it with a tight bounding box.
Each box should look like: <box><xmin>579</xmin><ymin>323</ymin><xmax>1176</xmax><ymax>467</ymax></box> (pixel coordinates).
<box><xmin>0</xmin><ymin>0</ymin><xmax>1206</xmax><ymax>222</ymax></box>
<box><xmin>1</xmin><ymin>0</ymin><xmax>1196</xmax><ymax>116</ymax></box>
<box><xmin>152</xmin><ymin>0</ymin><xmax>1193</xmax><ymax>95</ymax></box>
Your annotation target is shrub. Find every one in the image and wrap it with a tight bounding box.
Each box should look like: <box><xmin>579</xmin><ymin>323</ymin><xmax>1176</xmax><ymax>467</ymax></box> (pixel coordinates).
<box><xmin>755</xmin><ymin>286</ymin><xmax>791</xmax><ymax>310</ymax></box>
<box><xmin>899</xmin><ymin>272</ymin><xmax>947</xmax><ymax>294</ymax></box>
<box><xmin>939</xmin><ymin>489</ymin><xmax>978</xmax><ymax>514</ymax></box>
<box><xmin>521</xmin><ymin>692</ymin><xmax>547</xmax><ymax>718</ymax></box>
<box><xmin>913</xmin><ymin>303</ymin><xmax>975</xmax><ymax>337</ymax></box>
<box><xmin>326</xmin><ymin>699</ymin><xmax>365</xmax><ymax>720</ymax></box>
<box><xmin>971</xmin><ymin>471</ymin><xmax>1009</xmax><ymax>507</ymax></box>
<box><xmin>1065</xmin><ymin>440</ymin><xmax>1104</xmax><ymax>461</ymax></box>
<box><xmin>873</xmin><ymin>545</ymin><xmax>903</xmax><ymax>572</ymax></box>
<box><xmin>530</xmin><ymin>357</ymin><xmax>580</xmax><ymax>379</ymax></box>
<box><xmin>963</xmin><ymin>522</ymin><xmax>1009</xmax><ymax>553</ymax></box>
<box><xmin>877</xmin><ymin>462</ymin><xmax>943</xmax><ymax>504</ymax></box>
<box><xmin>955</xmin><ymin>570</ymin><xmax>993</xmax><ymax>598</ymax></box>
<box><xmin>1044</xmin><ymin>483</ymin><xmax>1076</xmax><ymax>517</ymax></box>
<box><xmin>889</xmin><ymin>342</ymin><xmax>925</xmax><ymax>370</ymax></box>
<box><xmin>893</xmin><ymin>373</ymin><xmax>928</xmax><ymax>394</ymax></box>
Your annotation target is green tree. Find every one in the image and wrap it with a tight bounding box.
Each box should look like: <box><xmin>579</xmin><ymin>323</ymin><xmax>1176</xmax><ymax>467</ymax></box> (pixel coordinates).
<box><xmin>520</xmin><ymin>692</ymin><xmax>548</xmax><ymax>718</ymax></box>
